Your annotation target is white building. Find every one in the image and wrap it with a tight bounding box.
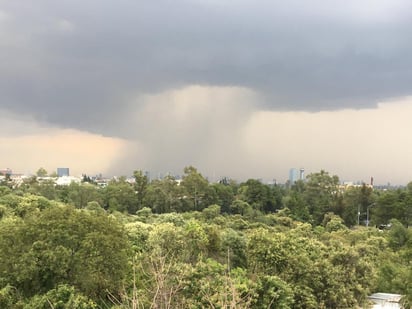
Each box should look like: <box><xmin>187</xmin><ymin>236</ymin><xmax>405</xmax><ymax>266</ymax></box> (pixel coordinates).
<box><xmin>368</xmin><ymin>293</ymin><xmax>403</xmax><ymax>309</ymax></box>
<box><xmin>55</xmin><ymin>176</ymin><xmax>81</xmax><ymax>186</ymax></box>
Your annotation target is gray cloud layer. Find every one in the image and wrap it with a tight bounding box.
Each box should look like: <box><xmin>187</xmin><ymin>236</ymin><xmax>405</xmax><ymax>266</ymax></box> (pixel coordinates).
<box><xmin>1</xmin><ymin>0</ymin><xmax>412</xmax><ymax>135</ymax></box>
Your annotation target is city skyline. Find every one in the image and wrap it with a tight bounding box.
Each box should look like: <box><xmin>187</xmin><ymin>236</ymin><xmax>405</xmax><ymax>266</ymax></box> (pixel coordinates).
<box><xmin>0</xmin><ymin>163</ymin><xmax>396</xmax><ymax>188</ymax></box>
<box><xmin>1</xmin><ymin>1</ymin><xmax>412</xmax><ymax>185</ymax></box>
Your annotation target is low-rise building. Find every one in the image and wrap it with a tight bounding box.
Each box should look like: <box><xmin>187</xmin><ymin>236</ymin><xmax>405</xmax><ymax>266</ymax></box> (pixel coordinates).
<box><xmin>368</xmin><ymin>293</ymin><xmax>403</xmax><ymax>308</ymax></box>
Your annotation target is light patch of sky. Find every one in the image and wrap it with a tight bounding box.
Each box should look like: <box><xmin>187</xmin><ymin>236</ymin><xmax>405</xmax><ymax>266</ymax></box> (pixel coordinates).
<box><xmin>0</xmin><ymin>10</ymin><xmax>9</xmax><ymax>22</ymax></box>
<box><xmin>341</xmin><ymin>0</ymin><xmax>410</xmax><ymax>23</ymax></box>
<box><xmin>56</xmin><ymin>19</ymin><xmax>75</xmax><ymax>33</ymax></box>
<box><xmin>105</xmin><ymin>86</ymin><xmax>412</xmax><ymax>185</ymax></box>
<box><xmin>108</xmin><ymin>85</ymin><xmax>258</xmax><ymax>178</ymax></box>
<box><xmin>242</xmin><ymin>97</ymin><xmax>412</xmax><ymax>185</ymax></box>
<box><xmin>0</xmin><ymin>114</ymin><xmax>130</xmax><ymax>176</ymax></box>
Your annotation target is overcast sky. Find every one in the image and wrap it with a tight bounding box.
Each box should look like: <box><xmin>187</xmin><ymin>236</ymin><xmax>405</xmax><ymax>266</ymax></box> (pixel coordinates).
<box><xmin>1</xmin><ymin>0</ymin><xmax>412</xmax><ymax>184</ymax></box>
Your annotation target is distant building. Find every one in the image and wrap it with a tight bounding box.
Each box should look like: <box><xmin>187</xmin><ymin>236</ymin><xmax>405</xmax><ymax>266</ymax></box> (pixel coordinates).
<box><xmin>0</xmin><ymin>168</ymin><xmax>12</xmax><ymax>176</ymax></box>
<box><xmin>299</xmin><ymin>168</ymin><xmax>305</xmax><ymax>181</ymax></box>
<box><xmin>289</xmin><ymin>168</ymin><xmax>299</xmax><ymax>184</ymax></box>
<box><xmin>368</xmin><ymin>293</ymin><xmax>402</xmax><ymax>308</ymax></box>
<box><xmin>56</xmin><ymin>175</ymin><xmax>81</xmax><ymax>186</ymax></box>
<box><xmin>57</xmin><ymin>168</ymin><xmax>70</xmax><ymax>177</ymax></box>
<box><xmin>340</xmin><ymin>181</ymin><xmax>374</xmax><ymax>192</ymax></box>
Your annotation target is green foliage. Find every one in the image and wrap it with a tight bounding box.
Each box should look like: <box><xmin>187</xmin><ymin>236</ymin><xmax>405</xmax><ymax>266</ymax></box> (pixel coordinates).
<box><xmin>283</xmin><ymin>190</ymin><xmax>311</xmax><ymax>222</ymax></box>
<box><xmin>136</xmin><ymin>206</ymin><xmax>152</xmax><ymax>217</ymax></box>
<box><xmin>180</xmin><ymin>166</ymin><xmax>209</xmax><ymax>211</ymax></box>
<box><xmin>124</xmin><ymin>221</ymin><xmax>151</xmax><ymax>253</ymax></box>
<box><xmin>16</xmin><ymin>194</ymin><xmax>54</xmax><ymax>217</ymax></box>
<box><xmin>184</xmin><ymin>259</ymin><xmax>254</xmax><ymax>308</ymax></box>
<box><xmin>85</xmin><ymin>201</ymin><xmax>105</xmax><ymax>213</ymax></box>
<box><xmin>253</xmin><ymin>275</ymin><xmax>294</xmax><ymax>309</ymax></box>
<box><xmin>238</xmin><ymin>179</ymin><xmax>277</xmax><ymax>213</ymax></box>
<box><xmin>183</xmin><ymin>219</ymin><xmax>209</xmax><ymax>260</ymax></box>
<box><xmin>102</xmin><ymin>178</ymin><xmax>137</xmax><ymax>213</ymax></box>
<box><xmin>142</xmin><ymin>176</ymin><xmax>182</xmax><ymax>213</ymax></box>
<box><xmin>32</xmin><ymin>179</ymin><xmax>58</xmax><ymax>200</ymax></box>
<box><xmin>388</xmin><ymin>219</ymin><xmax>410</xmax><ymax>250</ymax></box>
<box><xmin>230</xmin><ymin>199</ymin><xmax>252</xmax><ymax>216</ymax></box>
<box><xmin>0</xmin><ymin>193</ymin><xmax>22</xmax><ymax>209</ymax></box>
<box><xmin>23</xmin><ymin>285</ymin><xmax>97</xmax><ymax>309</ymax></box>
<box><xmin>341</xmin><ymin>186</ymin><xmax>363</xmax><ymax>226</ymax></box>
<box><xmin>322</xmin><ymin>213</ymin><xmax>348</xmax><ymax>232</ymax></box>
<box><xmin>36</xmin><ymin>167</ymin><xmax>48</xmax><ymax>177</ymax></box>
<box><xmin>401</xmin><ymin>266</ymin><xmax>412</xmax><ymax>309</ymax></box>
<box><xmin>209</xmin><ymin>182</ymin><xmax>235</xmax><ymax>213</ymax></box>
<box><xmin>374</xmin><ymin>188</ymin><xmax>412</xmax><ymax>226</ymax></box>
<box><xmin>304</xmin><ymin>170</ymin><xmax>341</xmax><ymax>225</ymax></box>
<box><xmin>0</xmin><ymin>285</ymin><xmax>20</xmax><ymax>308</ymax></box>
<box><xmin>202</xmin><ymin>204</ymin><xmax>221</xmax><ymax>220</ymax></box>
<box><xmin>133</xmin><ymin>170</ymin><xmax>149</xmax><ymax>211</ymax></box>
<box><xmin>0</xmin><ymin>205</ymin><xmax>9</xmax><ymax>219</ymax></box>
<box><xmin>221</xmin><ymin>228</ymin><xmax>247</xmax><ymax>268</ymax></box>
<box><xmin>376</xmin><ymin>255</ymin><xmax>408</xmax><ymax>294</ymax></box>
<box><xmin>1</xmin><ymin>166</ymin><xmax>412</xmax><ymax>308</ymax></box>
<box><xmin>68</xmin><ymin>183</ymin><xmax>100</xmax><ymax>209</ymax></box>
<box><xmin>0</xmin><ymin>205</ymin><xmax>130</xmax><ymax>301</ymax></box>
<box><xmin>147</xmin><ymin>222</ymin><xmax>185</xmax><ymax>257</ymax></box>
<box><xmin>0</xmin><ymin>186</ymin><xmax>12</xmax><ymax>197</ymax></box>
<box><xmin>246</xmin><ymin>227</ymin><xmax>375</xmax><ymax>308</ymax></box>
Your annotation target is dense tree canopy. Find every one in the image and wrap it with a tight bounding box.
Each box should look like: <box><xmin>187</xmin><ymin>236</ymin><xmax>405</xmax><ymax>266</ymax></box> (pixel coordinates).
<box><xmin>0</xmin><ymin>206</ymin><xmax>129</xmax><ymax>301</ymax></box>
<box><xmin>0</xmin><ymin>166</ymin><xmax>411</xmax><ymax>308</ymax></box>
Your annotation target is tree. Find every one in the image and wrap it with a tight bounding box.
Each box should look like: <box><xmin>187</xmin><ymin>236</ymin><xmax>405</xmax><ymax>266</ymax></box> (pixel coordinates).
<box><xmin>341</xmin><ymin>187</ymin><xmax>363</xmax><ymax>226</ymax></box>
<box><xmin>246</xmin><ymin>227</ymin><xmax>374</xmax><ymax>308</ymax></box>
<box><xmin>202</xmin><ymin>204</ymin><xmax>221</xmax><ymax>220</ymax></box>
<box><xmin>0</xmin><ymin>205</ymin><xmax>130</xmax><ymax>301</ymax></box>
<box><xmin>221</xmin><ymin>228</ymin><xmax>247</xmax><ymax>268</ymax></box>
<box><xmin>184</xmin><ymin>259</ymin><xmax>254</xmax><ymax>308</ymax></box>
<box><xmin>180</xmin><ymin>166</ymin><xmax>209</xmax><ymax>211</ymax></box>
<box><xmin>36</xmin><ymin>167</ymin><xmax>47</xmax><ymax>177</ymax></box>
<box><xmin>387</xmin><ymin>219</ymin><xmax>410</xmax><ymax>250</ymax></box>
<box><xmin>102</xmin><ymin>178</ymin><xmax>138</xmax><ymax>213</ymax></box>
<box><xmin>133</xmin><ymin>170</ymin><xmax>149</xmax><ymax>211</ymax></box>
<box><xmin>68</xmin><ymin>183</ymin><xmax>100</xmax><ymax>209</ymax></box>
<box><xmin>374</xmin><ymin>187</ymin><xmax>412</xmax><ymax>227</ymax></box>
<box><xmin>33</xmin><ymin>179</ymin><xmax>58</xmax><ymax>201</ymax></box>
<box><xmin>304</xmin><ymin>170</ymin><xmax>341</xmax><ymax>225</ymax></box>
<box><xmin>182</xmin><ymin>219</ymin><xmax>209</xmax><ymax>262</ymax></box>
<box><xmin>209</xmin><ymin>183</ymin><xmax>235</xmax><ymax>213</ymax></box>
<box><xmin>322</xmin><ymin>212</ymin><xmax>347</xmax><ymax>232</ymax></box>
<box><xmin>230</xmin><ymin>200</ymin><xmax>252</xmax><ymax>216</ymax></box>
<box><xmin>36</xmin><ymin>167</ymin><xmax>48</xmax><ymax>177</ymax></box>
<box><xmin>283</xmin><ymin>187</ymin><xmax>310</xmax><ymax>222</ymax></box>
<box><xmin>24</xmin><ymin>284</ymin><xmax>97</xmax><ymax>309</ymax></box>
<box><xmin>14</xmin><ymin>194</ymin><xmax>53</xmax><ymax>218</ymax></box>
<box><xmin>135</xmin><ymin>222</ymin><xmax>190</xmax><ymax>308</ymax></box>
<box><xmin>375</xmin><ymin>190</ymin><xmax>403</xmax><ymax>226</ymax></box>
<box><xmin>238</xmin><ymin>179</ymin><xmax>276</xmax><ymax>213</ymax></box>
<box><xmin>253</xmin><ymin>275</ymin><xmax>294</xmax><ymax>309</ymax></box>
<box><xmin>143</xmin><ymin>176</ymin><xmax>182</xmax><ymax>213</ymax></box>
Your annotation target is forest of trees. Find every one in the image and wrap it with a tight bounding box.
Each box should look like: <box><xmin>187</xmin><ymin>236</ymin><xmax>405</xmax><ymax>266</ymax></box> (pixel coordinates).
<box><xmin>0</xmin><ymin>167</ymin><xmax>411</xmax><ymax>308</ymax></box>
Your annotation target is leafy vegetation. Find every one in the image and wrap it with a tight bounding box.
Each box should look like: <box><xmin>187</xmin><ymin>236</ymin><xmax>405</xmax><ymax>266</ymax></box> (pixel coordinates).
<box><xmin>0</xmin><ymin>167</ymin><xmax>411</xmax><ymax>308</ymax></box>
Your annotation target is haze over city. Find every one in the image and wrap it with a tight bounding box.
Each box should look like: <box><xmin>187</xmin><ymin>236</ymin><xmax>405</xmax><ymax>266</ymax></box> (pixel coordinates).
<box><xmin>1</xmin><ymin>1</ymin><xmax>412</xmax><ymax>185</ymax></box>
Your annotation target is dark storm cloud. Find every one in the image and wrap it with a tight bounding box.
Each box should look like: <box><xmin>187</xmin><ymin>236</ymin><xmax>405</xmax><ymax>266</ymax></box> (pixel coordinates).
<box><xmin>1</xmin><ymin>0</ymin><xmax>412</xmax><ymax>135</ymax></box>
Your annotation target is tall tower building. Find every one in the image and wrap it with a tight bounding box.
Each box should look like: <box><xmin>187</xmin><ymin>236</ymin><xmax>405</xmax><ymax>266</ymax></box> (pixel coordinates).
<box><xmin>289</xmin><ymin>168</ymin><xmax>299</xmax><ymax>184</ymax></box>
<box><xmin>57</xmin><ymin>168</ymin><xmax>69</xmax><ymax>177</ymax></box>
<box><xmin>299</xmin><ymin>168</ymin><xmax>305</xmax><ymax>181</ymax></box>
